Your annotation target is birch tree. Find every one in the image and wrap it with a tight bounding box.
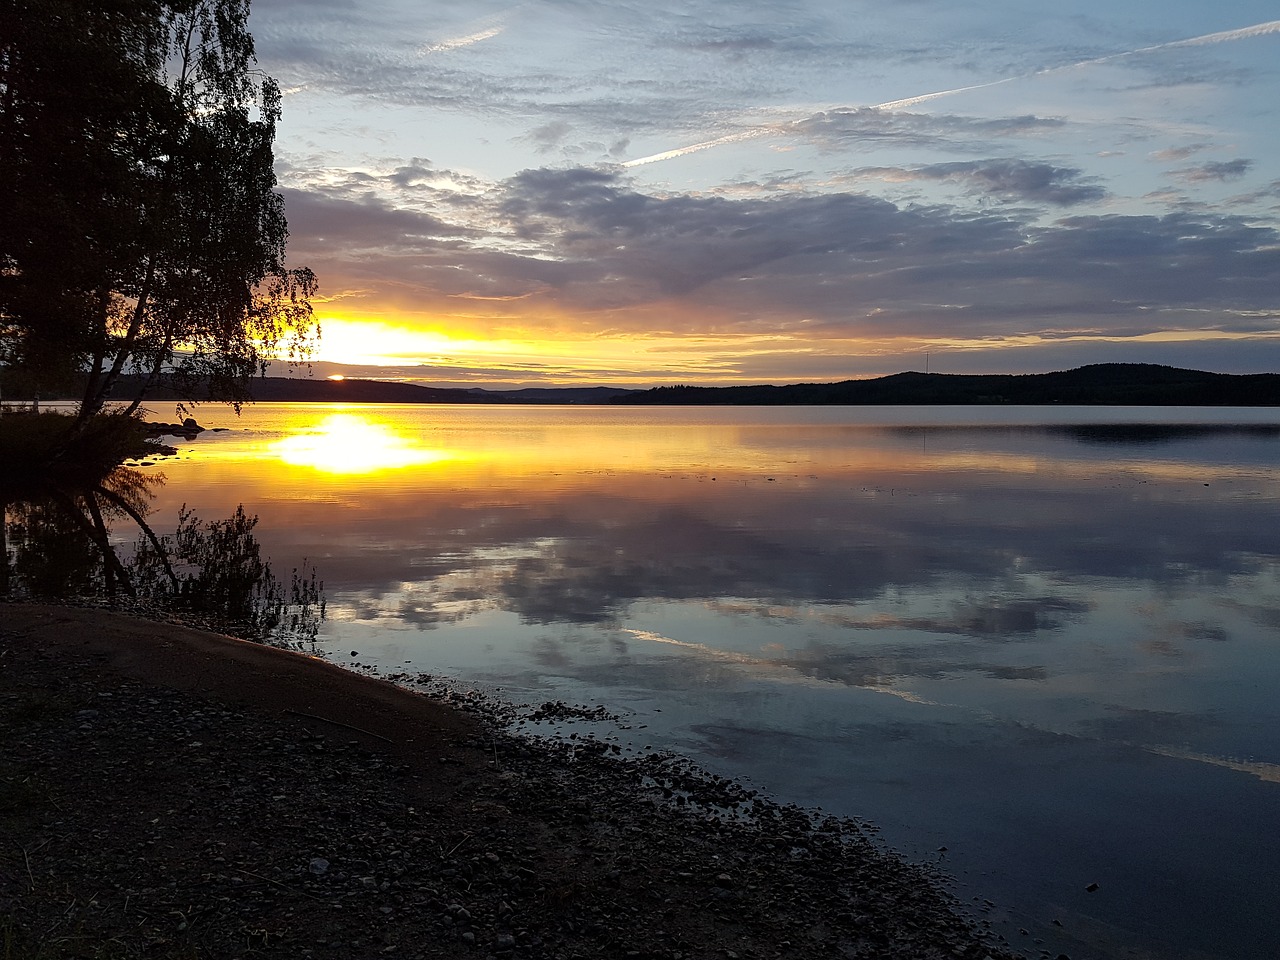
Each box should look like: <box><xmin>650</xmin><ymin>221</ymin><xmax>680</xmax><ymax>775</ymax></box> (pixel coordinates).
<box><xmin>0</xmin><ymin>0</ymin><xmax>317</xmax><ymax>422</ymax></box>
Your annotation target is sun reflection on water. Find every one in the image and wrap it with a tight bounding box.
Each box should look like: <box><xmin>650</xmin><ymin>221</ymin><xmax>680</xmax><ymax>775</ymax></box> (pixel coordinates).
<box><xmin>269</xmin><ymin>413</ymin><xmax>455</xmax><ymax>474</ymax></box>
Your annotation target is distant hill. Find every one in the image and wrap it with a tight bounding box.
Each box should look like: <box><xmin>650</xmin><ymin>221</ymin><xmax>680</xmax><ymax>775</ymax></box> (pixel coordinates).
<box><xmin>466</xmin><ymin>386</ymin><xmax>638</xmax><ymax>404</ymax></box>
<box><xmin>72</xmin><ymin>364</ymin><xmax>1279</xmax><ymax>407</ymax></box>
<box><xmin>108</xmin><ymin>375</ymin><xmax>505</xmax><ymax>404</ymax></box>
<box><xmin>613</xmin><ymin>364</ymin><xmax>1280</xmax><ymax>406</ymax></box>
<box><xmin>93</xmin><ymin>376</ymin><xmax>642</xmax><ymax>405</ymax></box>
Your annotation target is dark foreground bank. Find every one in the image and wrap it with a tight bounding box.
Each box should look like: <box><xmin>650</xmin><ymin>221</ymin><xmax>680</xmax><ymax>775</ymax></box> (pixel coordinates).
<box><xmin>1</xmin><ymin>605</ymin><xmax>1023</xmax><ymax>960</ymax></box>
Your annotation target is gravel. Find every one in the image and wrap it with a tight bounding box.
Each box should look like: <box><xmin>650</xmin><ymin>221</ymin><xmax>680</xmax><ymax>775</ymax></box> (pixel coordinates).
<box><xmin>1</xmin><ymin>604</ymin><xmax>1024</xmax><ymax>960</ymax></box>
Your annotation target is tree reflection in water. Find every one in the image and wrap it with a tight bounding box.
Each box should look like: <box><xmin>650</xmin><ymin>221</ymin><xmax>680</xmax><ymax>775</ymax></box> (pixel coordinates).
<box><xmin>1</xmin><ymin>465</ymin><xmax>324</xmax><ymax>649</ymax></box>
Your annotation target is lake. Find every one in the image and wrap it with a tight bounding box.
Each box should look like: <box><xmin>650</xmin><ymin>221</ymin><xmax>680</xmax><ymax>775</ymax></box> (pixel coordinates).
<box><xmin>132</xmin><ymin>404</ymin><xmax>1280</xmax><ymax>958</ymax></box>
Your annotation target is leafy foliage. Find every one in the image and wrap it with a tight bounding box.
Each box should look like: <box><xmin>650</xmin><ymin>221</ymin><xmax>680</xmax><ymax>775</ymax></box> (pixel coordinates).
<box><xmin>0</xmin><ymin>0</ymin><xmax>317</xmax><ymax>418</ymax></box>
<box><xmin>0</xmin><ymin>411</ymin><xmax>158</xmax><ymax>490</ymax></box>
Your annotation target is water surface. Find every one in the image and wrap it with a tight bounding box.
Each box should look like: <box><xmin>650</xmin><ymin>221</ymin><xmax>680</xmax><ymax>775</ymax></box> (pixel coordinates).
<box><xmin>146</xmin><ymin>404</ymin><xmax>1280</xmax><ymax>959</ymax></box>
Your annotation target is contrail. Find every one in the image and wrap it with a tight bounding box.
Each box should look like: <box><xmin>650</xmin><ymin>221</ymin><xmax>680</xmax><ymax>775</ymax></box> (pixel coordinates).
<box><xmin>622</xmin><ymin>131</ymin><xmax>767</xmax><ymax>167</ymax></box>
<box><xmin>418</xmin><ymin>8</ymin><xmax>522</xmax><ymax>55</ymax></box>
<box><xmin>622</xmin><ymin>19</ymin><xmax>1280</xmax><ymax>168</ymax></box>
<box><xmin>1046</xmin><ymin>18</ymin><xmax>1280</xmax><ymax>71</ymax></box>
<box><xmin>419</xmin><ymin>26</ymin><xmax>502</xmax><ymax>55</ymax></box>
<box><xmin>622</xmin><ymin>78</ymin><xmax>1020</xmax><ymax>168</ymax></box>
<box><xmin>1105</xmin><ymin>18</ymin><xmax>1280</xmax><ymax>56</ymax></box>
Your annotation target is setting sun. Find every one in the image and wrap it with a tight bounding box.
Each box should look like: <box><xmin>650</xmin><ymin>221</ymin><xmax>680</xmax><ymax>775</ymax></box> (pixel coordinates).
<box><xmin>269</xmin><ymin>413</ymin><xmax>456</xmax><ymax>474</ymax></box>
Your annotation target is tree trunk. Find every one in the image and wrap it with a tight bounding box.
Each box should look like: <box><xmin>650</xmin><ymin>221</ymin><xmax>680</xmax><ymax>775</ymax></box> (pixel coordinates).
<box><xmin>78</xmin><ymin>261</ymin><xmax>155</xmax><ymax>427</ymax></box>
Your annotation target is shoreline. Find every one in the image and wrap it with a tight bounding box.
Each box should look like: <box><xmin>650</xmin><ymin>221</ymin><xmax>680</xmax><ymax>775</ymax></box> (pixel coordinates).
<box><xmin>1</xmin><ymin>603</ymin><xmax>1022</xmax><ymax>959</ymax></box>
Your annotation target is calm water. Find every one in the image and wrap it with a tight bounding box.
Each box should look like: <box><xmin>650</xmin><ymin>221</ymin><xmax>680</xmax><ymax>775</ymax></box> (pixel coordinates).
<box><xmin>145</xmin><ymin>404</ymin><xmax>1280</xmax><ymax>959</ymax></box>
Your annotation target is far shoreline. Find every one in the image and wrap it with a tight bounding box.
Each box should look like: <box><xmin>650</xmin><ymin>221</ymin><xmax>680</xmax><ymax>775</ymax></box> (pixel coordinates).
<box><xmin>14</xmin><ymin>362</ymin><xmax>1278</xmax><ymax>409</ymax></box>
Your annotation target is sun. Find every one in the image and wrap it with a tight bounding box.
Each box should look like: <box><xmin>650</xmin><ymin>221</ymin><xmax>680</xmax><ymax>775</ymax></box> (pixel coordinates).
<box><xmin>270</xmin><ymin>413</ymin><xmax>455</xmax><ymax>474</ymax></box>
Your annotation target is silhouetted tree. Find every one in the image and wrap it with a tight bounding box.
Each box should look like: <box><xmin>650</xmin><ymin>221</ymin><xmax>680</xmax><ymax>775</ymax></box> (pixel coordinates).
<box><xmin>0</xmin><ymin>0</ymin><xmax>317</xmax><ymax>422</ymax></box>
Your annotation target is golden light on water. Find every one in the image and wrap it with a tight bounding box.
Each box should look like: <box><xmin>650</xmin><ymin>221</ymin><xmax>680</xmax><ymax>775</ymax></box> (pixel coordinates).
<box><xmin>186</xmin><ymin>405</ymin><xmax>1262</xmax><ymax>500</ymax></box>
<box><xmin>268</xmin><ymin>413</ymin><xmax>456</xmax><ymax>474</ymax></box>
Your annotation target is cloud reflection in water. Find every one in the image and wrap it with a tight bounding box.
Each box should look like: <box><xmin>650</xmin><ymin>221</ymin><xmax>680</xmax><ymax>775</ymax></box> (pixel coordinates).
<box><xmin>152</xmin><ymin>406</ymin><xmax>1280</xmax><ymax>960</ymax></box>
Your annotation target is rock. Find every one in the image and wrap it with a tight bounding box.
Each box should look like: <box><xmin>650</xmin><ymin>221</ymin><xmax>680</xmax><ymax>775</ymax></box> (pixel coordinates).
<box><xmin>309</xmin><ymin>858</ymin><xmax>330</xmax><ymax>875</ymax></box>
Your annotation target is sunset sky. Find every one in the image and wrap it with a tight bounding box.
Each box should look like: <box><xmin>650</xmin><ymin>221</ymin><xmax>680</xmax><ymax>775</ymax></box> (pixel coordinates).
<box><xmin>249</xmin><ymin>0</ymin><xmax>1280</xmax><ymax>387</ymax></box>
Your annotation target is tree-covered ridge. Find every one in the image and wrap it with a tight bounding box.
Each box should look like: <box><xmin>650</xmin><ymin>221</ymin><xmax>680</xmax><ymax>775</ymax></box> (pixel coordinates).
<box><xmin>614</xmin><ymin>364</ymin><xmax>1280</xmax><ymax>406</ymax></box>
<box><xmin>0</xmin><ymin>0</ymin><xmax>316</xmax><ymax>424</ymax></box>
<box><xmin>90</xmin><ymin>364</ymin><xmax>1280</xmax><ymax>405</ymax></box>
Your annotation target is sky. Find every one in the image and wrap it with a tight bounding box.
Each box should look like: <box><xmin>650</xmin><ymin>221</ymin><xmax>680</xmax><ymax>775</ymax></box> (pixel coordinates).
<box><xmin>247</xmin><ymin>0</ymin><xmax>1280</xmax><ymax>387</ymax></box>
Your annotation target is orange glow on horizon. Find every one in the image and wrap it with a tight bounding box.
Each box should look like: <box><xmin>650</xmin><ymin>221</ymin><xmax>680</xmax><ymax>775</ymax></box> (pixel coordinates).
<box><xmin>304</xmin><ymin>314</ymin><xmax>861</xmax><ymax>385</ymax></box>
<box><xmin>295</xmin><ymin>312</ymin><xmax>1274</xmax><ymax>387</ymax></box>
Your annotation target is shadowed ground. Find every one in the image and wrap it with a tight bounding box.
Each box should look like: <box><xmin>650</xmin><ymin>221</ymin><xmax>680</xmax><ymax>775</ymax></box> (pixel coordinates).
<box><xmin>1</xmin><ymin>603</ymin><xmax>1020</xmax><ymax>960</ymax></box>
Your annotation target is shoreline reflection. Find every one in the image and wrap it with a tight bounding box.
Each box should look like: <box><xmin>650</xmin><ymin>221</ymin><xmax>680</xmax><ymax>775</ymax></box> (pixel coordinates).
<box><xmin>2</xmin><ymin>464</ymin><xmax>325</xmax><ymax>648</ymax></box>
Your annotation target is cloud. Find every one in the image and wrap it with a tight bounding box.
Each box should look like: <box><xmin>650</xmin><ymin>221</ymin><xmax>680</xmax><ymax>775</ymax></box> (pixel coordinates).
<box><xmin>496</xmin><ymin>167</ymin><xmax>1001</xmax><ymax>303</ymax></box>
<box><xmin>521</xmin><ymin>120</ymin><xmax>573</xmax><ymax>154</ymax></box>
<box><xmin>282</xmin><ymin>188</ymin><xmax>474</xmax><ymax>247</ymax></box>
<box><xmin>279</xmin><ymin>162</ymin><xmax>1280</xmax><ymax>357</ymax></box>
<box><xmin>385</xmin><ymin>159</ymin><xmax>450</xmax><ymax>189</ymax></box>
<box><xmin>211</xmin><ymin>0</ymin><xmax>1280</xmax><ymax>385</ymax></box>
<box><xmin>622</xmin><ymin>17</ymin><xmax>1280</xmax><ymax>169</ymax></box>
<box><xmin>857</xmin><ymin>159</ymin><xmax>1106</xmax><ymax>206</ymax></box>
<box><xmin>1170</xmin><ymin>159</ymin><xmax>1254</xmax><ymax>183</ymax></box>
<box><xmin>791</xmin><ymin>108</ymin><xmax>1066</xmax><ymax>152</ymax></box>
<box><xmin>681</xmin><ymin>35</ymin><xmax>788</xmax><ymax>55</ymax></box>
<box><xmin>1223</xmin><ymin>179</ymin><xmax>1280</xmax><ymax>212</ymax></box>
<box><xmin>1150</xmin><ymin>144</ymin><xmax>1211</xmax><ymax>162</ymax></box>
<box><xmin>492</xmin><ymin>168</ymin><xmax>1278</xmax><ymax>324</ymax></box>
